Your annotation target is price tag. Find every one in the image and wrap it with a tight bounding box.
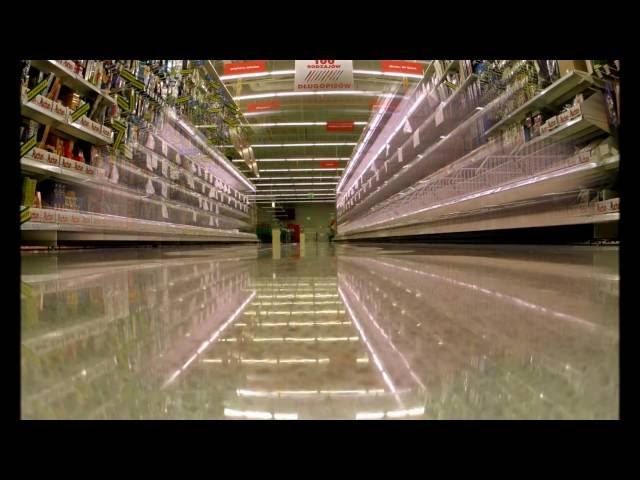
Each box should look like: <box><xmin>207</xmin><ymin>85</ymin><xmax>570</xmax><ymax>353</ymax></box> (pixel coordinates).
<box><xmin>209</xmin><ymin>216</ymin><xmax>214</xmax><ymax>226</ymax></box>
<box><xmin>188</xmin><ymin>176</ymin><xmax>195</xmax><ymax>189</ymax></box>
<box><xmin>413</xmin><ymin>130</ymin><xmax>420</xmax><ymax>148</ymax></box>
<box><xmin>162</xmin><ymin>203</ymin><xmax>168</xmax><ymax>218</ymax></box>
<box><xmin>192</xmin><ymin>210</ymin><xmax>197</xmax><ymax>222</ymax></box>
<box><xmin>202</xmin><ymin>183</ymin><xmax>206</xmax><ymax>194</ymax></box>
<box><xmin>146</xmin><ymin>154</ymin><xmax>153</xmax><ymax>171</ymax></box>
<box><xmin>161</xmin><ymin>160</ymin><xmax>168</xmax><ymax>177</ymax></box>
<box><xmin>398</xmin><ymin>147</ymin><xmax>403</xmax><ymax>163</ymax></box>
<box><xmin>199</xmin><ymin>197</ymin><xmax>202</xmax><ymax>208</ymax></box>
<box><xmin>161</xmin><ymin>182</ymin><xmax>168</xmax><ymax>198</ymax></box>
<box><xmin>162</xmin><ymin>142</ymin><xmax>168</xmax><ymax>157</ymax></box>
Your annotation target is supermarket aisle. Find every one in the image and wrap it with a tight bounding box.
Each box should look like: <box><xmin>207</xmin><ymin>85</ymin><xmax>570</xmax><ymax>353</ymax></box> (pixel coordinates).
<box><xmin>20</xmin><ymin>243</ymin><xmax>618</xmax><ymax>419</ymax></box>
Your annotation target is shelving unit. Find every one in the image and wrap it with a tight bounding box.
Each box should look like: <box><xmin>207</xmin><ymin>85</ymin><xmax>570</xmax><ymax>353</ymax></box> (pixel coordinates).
<box><xmin>20</xmin><ymin>60</ymin><xmax>258</xmax><ymax>247</ymax></box>
<box><xmin>336</xmin><ymin>61</ymin><xmax>618</xmax><ymax>241</ymax></box>
<box><xmin>30</xmin><ymin>60</ymin><xmax>116</xmax><ymax>104</ymax></box>
<box><xmin>485</xmin><ymin>70</ymin><xmax>604</xmax><ymax>137</ymax></box>
<box><xmin>21</xmin><ymin>101</ymin><xmax>113</xmax><ymax>146</ymax></box>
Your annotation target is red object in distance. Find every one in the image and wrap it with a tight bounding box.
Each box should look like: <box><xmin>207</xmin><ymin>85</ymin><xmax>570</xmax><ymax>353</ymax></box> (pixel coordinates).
<box><xmin>247</xmin><ymin>100</ymin><xmax>281</xmax><ymax>112</ymax></box>
<box><xmin>326</xmin><ymin>121</ymin><xmax>354</xmax><ymax>132</ymax></box>
<box><xmin>380</xmin><ymin>60</ymin><xmax>423</xmax><ymax>75</ymax></box>
<box><xmin>224</xmin><ymin>61</ymin><xmax>267</xmax><ymax>75</ymax></box>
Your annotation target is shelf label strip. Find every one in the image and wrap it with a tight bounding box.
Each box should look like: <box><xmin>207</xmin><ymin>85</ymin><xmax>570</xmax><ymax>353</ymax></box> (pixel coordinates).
<box><xmin>70</xmin><ymin>102</ymin><xmax>91</xmax><ymax>123</ymax></box>
<box><xmin>20</xmin><ymin>206</ymin><xmax>31</xmax><ymax>225</ymax></box>
<box><xmin>120</xmin><ymin>69</ymin><xmax>145</xmax><ymax>90</ymax></box>
<box><xmin>20</xmin><ymin>135</ymin><xmax>37</xmax><ymax>158</ymax></box>
<box><xmin>27</xmin><ymin>79</ymin><xmax>49</xmax><ymax>102</ymax></box>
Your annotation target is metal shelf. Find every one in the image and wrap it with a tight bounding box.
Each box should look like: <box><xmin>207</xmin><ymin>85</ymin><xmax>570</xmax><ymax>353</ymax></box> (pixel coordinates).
<box><xmin>512</xmin><ymin>116</ymin><xmax>605</xmax><ymax>154</ymax></box>
<box><xmin>337</xmin><ymin>156</ymin><xmax>619</xmax><ymax>239</ymax></box>
<box><xmin>22</xmin><ymin>209</ymin><xmax>258</xmax><ymax>243</ymax></box>
<box><xmin>30</xmin><ymin>60</ymin><xmax>116</xmax><ymax>105</ymax></box>
<box><xmin>21</xmin><ymin>101</ymin><xmax>113</xmax><ymax>146</ymax></box>
<box><xmin>484</xmin><ymin>70</ymin><xmax>603</xmax><ymax>137</ymax></box>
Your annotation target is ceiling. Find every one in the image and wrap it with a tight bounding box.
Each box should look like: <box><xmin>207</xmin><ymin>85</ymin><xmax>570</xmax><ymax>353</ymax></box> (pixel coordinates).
<box><xmin>208</xmin><ymin>60</ymin><xmax>426</xmax><ymax>217</ymax></box>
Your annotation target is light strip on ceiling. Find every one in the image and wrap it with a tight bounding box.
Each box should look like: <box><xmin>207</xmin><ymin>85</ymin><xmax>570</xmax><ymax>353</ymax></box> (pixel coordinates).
<box><xmin>234</xmin><ymin>91</ymin><xmax>392</xmax><ymax>101</ymax></box>
<box><xmin>219</xmin><ymin>69</ymin><xmax>423</xmax><ymax>81</ymax></box>
<box><xmin>233</xmin><ymin>158</ymin><xmax>349</xmax><ymax>163</ymax></box>
<box><xmin>256</xmin><ymin>200</ymin><xmax>335</xmax><ymax>204</ymax></box>
<box><xmin>250</xmin><ymin>176</ymin><xmax>341</xmax><ymax>180</ymax></box>
<box><xmin>247</xmin><ymin>121</ymin><xmax>367</xmax><ymax>127</ymax></box>
<box><xmin>251</xmin><ymin>193</ymin><xmax>335</xmax><ymax>197</ymax></box>
<box><xmin>259</xmin><ymin>168</ymin><xmax>344</xmax><ymax>172</ymax></box>
<box><xmin>257</xmin><ymin>182</ymin><xmax>338</xmax><ymax>186</ymax></box>
<box><xmin>255</xmin><ymin>188</ymin><xmax>336</xmax><ymax>192</ymax></box>
<box><xmin>241</xmin><ymin>142</ymin><xmax>357</xmax><ymax>148</ymax></box>
<box><xmin>203</xmin><ymin>122</ymin><xmax>366</xmax><ymax>128</ymax></box>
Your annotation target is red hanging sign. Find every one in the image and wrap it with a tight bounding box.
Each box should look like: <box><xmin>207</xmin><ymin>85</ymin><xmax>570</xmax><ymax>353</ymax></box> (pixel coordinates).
<box><xmin>247</xmin><ymin>100</ymin><xmax>281</xmax><ymax>112</ymax></box>
<box><xmin>326</xmin><ymin>121</ymin><xmax>354</xmax><ymax>132</ymax></box>
<box><xmin>224</xmin><ymin>61</ymin><xmax>267</xmax><ymax>76</ymax></box>
<box><xmin>320</xmin><ymin>161</ymin><xmax>341</xmax><ymax>168</ymax></box>
<box><xmin>370</xmin><ymin>97</ymin><xmax>401</xmax><ymax>112</ymax></box>
<box><xmin>380</xmin><ymin>60</ymin><xmax>423</xmax><ymax>75</ymax></box>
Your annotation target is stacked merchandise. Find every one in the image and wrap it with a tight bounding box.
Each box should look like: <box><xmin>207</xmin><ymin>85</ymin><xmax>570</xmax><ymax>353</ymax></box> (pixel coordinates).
<box><xmin>20</xmin><ymin>60</ymin><xmax>256</xmax><ymax>244</ymax></box>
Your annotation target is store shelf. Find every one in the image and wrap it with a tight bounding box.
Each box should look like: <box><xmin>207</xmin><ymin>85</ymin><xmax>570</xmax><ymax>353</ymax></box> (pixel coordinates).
<box><xmin>484</xmin><ymin>70</ymin><xmax>603</xmax><ymax>137</ymax></box>
<box><xmin>513</xmin><ymin>116</ymin><xmax>603</xmax><ymax>153</ymax></box>
<box><xmin>22</xmin><ymin>209</ymin><xmax>258</xmax><ymax>243</ymax></box>
<box><xmin>337</xmin><ymin>156</ymin><xmax>619</xmax><ymax>240</ymax></box>
<box><xmin>30</xmin><ymin>60</ymin><xmax>116</xmax><ymax>105</ymax></box>
<box><xmin>21</xmin><ymin>101</ymin><xmax>113</xmax><ymax>146</ymax></box>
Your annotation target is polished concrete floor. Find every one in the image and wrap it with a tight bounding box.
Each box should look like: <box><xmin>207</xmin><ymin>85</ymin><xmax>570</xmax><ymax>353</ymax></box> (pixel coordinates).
<box><xmin>20</xmin><ymin>242</ymin><xmax>619</xmax><ymax>419</ymax></box>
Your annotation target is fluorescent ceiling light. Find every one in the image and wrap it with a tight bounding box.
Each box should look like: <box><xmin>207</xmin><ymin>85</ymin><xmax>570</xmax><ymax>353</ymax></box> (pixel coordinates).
<box><xmin>249</xmin><ymin>142</ymin><xmax>357</xmax><ymax>148</ymax></box>
<box><xmin>353</xmin><ymin>69</ymin><xmax>423</xmax><ymax>79</ymax></box>
<box><xmin>256</xmin><ymin>200</ymin><xmax>335</xmax><ymax>203</ymax></box>
<box><xmin>244</xmin><ymin>121</ymin><xmax>367</xmax><ymax>127</ymax></box>
<box><xmin>250</xmin><ymin>176</ymin><xmax>341</xmax><ymax>180</ymax></box>
<box><xmin>234</xmin><ymin>90</ymin><xmax>389</xmax><ymax>101</ymax></box>
<box><xmin>255</xmin><ymin>188</ymin><xmax>335</xmax><ymax>192</ymax></box>
<box><xmin>219</xmin><ymin>69</ymin><xmax>422</xmax><ymax>81</ymax></box>
<box><xmin>259</xmin><ymin>168</ymin><xmax>344</xmax><ymax>172</ymax></box>
<box><xmin>256</xmin><ymin>182</ymin><xmax>338</xmax><ymax>186</ymax></box>
<box><xmin>233</xmin><ymin>157</ymin><xmax>349</xmax><ymax>163</ymax></box>
<box><xmin>251</xmin><ymin>193</ymin><xmax>335</xmax><ymax>197</ymax></box>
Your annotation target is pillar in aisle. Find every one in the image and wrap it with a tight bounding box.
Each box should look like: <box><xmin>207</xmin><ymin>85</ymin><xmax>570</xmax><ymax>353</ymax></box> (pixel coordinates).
<box><xmin>272</xmin><ymin>228</ymin><xmax>281</xmax><ymax>259</ymax></box>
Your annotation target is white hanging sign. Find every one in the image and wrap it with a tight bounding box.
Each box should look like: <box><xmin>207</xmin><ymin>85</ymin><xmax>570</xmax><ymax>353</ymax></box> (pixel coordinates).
<box><xmin>295</xmin><ymin>60</ymin><xmax>353</xmax><ymax>91</ymax></box>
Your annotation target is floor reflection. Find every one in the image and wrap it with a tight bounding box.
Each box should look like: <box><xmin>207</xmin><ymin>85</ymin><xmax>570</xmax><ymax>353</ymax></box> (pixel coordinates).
<box><xmin>21</xmin><ymin>243</ymin><xmax>618</xmax><ymax>419</ymax></box>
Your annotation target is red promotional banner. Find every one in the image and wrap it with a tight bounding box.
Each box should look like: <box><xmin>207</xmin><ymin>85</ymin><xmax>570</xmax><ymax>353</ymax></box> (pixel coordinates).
<box><xmin>247</xmin><ymin>100</ymin><xmax>281</xmax><ymax>112</ymax></box>
<box><xmin>320</xmin><ymin>161</ymin><xmax>341</xmax><ymax>168</ymax></box>
<box><xmin>326</xmin><ymin>121</ymin><xmax>354</xmax><ymax>132</ymax></box>
<box><xmin>224</xmin><ymin>61</ymin><xmax>267</xmax><ymax>76</ymax></box>
<box><xmin>380</xmin><ymin>60</ymin><xmax>423</xmax><ymax>75</ymax></box>
<box><xmin>370</xmin><ymin>97</ymin><xmax>401</xmax><ymax>112</ymax></box>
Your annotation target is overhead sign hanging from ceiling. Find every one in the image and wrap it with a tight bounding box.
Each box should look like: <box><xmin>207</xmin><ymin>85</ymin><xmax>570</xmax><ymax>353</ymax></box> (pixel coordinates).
<box><xmin>326</xmin><ymin>121</ymin><xmax>354</xmax><ymax>132</ymax></box>
<box><xmin>380</xmin><ymin>60</ymin><xmax>423</xmax><ymax>75</ymax></box>
<box><xmin>295</xmin><ymin>60</ymin><xmax>353</xmax><ymax>91</ymax></box>
<box><xmin>224</xmin><ymin>61</ymin><xmax>267</xmax><ymax>76</ymax></box>
<box><xmin>247</xmin><ymin>100</ymin><xmax>281</xmax><ymax>112</ymax></box>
